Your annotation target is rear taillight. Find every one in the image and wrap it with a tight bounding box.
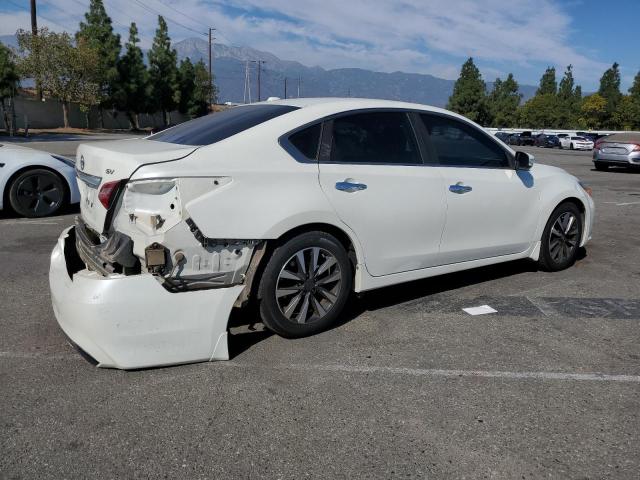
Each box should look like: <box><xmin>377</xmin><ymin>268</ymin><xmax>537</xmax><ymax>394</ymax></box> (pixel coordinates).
<box><xmin>98</xmin><ymin>180</ymin><xmax>120</xmax><ymax>209</ymax></box>
<box><xmin>632</xmin><ymin>144</ymin><xmax>640</xmax><ymax>152</ymax></box>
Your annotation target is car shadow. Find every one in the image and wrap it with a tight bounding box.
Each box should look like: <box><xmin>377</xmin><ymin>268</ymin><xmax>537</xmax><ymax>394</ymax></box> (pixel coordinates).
<box><xmin>591</xmin><ymin>167</ymin><xmax>640</xmax><ymax>174</ymax></box>
<box><xmin>227</xmin><ymin>249</ymin><xmax>586</xmax><ymax>358</ymax></box>
<box><xmin>0</xmin><ymin>203</ymin><xmax>79</xmax><ymax>220</ymax></box>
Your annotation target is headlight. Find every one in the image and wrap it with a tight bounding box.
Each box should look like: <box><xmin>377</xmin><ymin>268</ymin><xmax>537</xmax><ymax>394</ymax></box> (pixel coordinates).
<box><xmin>579</xmin><ymin>181</ymin><xmax>592</xmax><ymax>197</ymax></box>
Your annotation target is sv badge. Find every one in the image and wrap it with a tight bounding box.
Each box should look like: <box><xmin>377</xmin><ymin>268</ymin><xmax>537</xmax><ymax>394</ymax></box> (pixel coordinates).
<box><xmin>105</xmin><ymin>168</ymin><xmax>115</xmax><ymax>175</ymax></box>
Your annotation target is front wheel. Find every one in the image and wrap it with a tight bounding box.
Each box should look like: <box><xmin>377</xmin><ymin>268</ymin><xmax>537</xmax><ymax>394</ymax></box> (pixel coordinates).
<box><xmin>538</xmin><ymin>202</ymin><xmax>583</xmax><ymax>272</ymax></box>
<box><xmin>569</xmin><ymin>143</ymin><xmax>574</xmax><ymax>150</ymax></box>
<box><xmin>257</xmin><ymin>231</ymin><xmax>352</xmax><ymax>338</ymax></box>
<box><xmin>8</xmin><ymin>168</ymin><xmax>67</xmax><ymax>217</ymax></box>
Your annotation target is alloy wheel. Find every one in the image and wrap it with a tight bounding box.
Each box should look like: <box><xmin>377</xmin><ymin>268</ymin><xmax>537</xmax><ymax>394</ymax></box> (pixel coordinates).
<box><xmin>548</xmin><ymin>212</ymin><xmax>579</xmax><ymax>264</ymax></box>
<box><xmin>15</xmin><ymin>172</ymin><xmax>63</xmax><ymax>216</ymax></box>
<box><xmin>275</xmin><ymin>247</ymin><xmax>342</xmax><ymax>324</ymax></box>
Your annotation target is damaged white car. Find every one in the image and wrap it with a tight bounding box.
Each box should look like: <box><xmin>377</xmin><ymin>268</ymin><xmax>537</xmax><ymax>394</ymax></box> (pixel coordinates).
<box><xmin>49</xmin><ymin>98</ymin><xmax>594</xmax><ymax>369</ymax></box>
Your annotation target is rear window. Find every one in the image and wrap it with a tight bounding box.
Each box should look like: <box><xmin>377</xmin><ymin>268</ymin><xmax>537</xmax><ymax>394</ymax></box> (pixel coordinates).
<box><xmin>571</xmin><ymin>136</ymin><xmax>585</xmax><ymax>140</ymax></box>
<box><xmin>148</xmin><ymin>104</ymin><xmax>299</xmax><ymax>146</ymax></box>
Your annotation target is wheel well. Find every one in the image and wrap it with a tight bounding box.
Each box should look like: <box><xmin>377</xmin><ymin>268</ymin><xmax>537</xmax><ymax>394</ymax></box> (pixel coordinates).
<box><xmin>559</xmin><ymin>197</ymin><xmax>586</xmax><ymax>216</ymax></box>
<box><xmin>3</xmin><ymin>165</ymin><xmax>70</xmax><ymax>209</ymax></box>
<box><xmin>242</xmin><ymin>223</ymin><xmax>358</xmax><ymax>307</ymax></box>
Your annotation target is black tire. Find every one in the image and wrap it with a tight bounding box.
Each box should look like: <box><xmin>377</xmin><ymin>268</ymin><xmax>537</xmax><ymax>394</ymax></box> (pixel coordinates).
<box><xmin>538</xmin><ymin>202</ymin><xmax>583</xmax><ymax>272</ymax></box>
<box><xmin>594</xmin><ymin>162</ymin><xmax>609</xmax><ymax>171</ymax></box>
<box><xmin>8</xmin><ymin>168</ymin><xmax>67</xmax><ymax>218</ymax></box>
<box><xmin>569</xmin><ymin>143</ymin><xmax>574</xmax><ymax>150</ymax></box>
<box><xmin>257</xmin><ymin>231</ymin><xmax>352</xmax><ymax>338</ymax></box>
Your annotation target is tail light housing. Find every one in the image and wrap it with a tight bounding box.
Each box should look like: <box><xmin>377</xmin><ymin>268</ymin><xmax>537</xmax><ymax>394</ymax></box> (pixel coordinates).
<box><xmin>632</xmin><ymin>144</ymin><xmax>640</xmax><ymax>152</ymax></box>
<box><xmin>98</xmin><ymin>180</ymin><xmax>121</xmax><ymax>209</ymax></box>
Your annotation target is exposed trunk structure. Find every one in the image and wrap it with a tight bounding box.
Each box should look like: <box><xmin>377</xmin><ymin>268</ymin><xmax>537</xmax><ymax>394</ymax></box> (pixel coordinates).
<box><xmin>62</xmin><ymin>102</ymin><xmax>70</xmax><ymax>129</ymax></box>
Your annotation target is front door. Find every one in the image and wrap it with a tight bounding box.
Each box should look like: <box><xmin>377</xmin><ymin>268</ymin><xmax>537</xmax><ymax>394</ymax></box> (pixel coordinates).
<box><xmin>318</xmin><ymin>111</ymin><xmax>447</xmax><ymax>277</ymax></box>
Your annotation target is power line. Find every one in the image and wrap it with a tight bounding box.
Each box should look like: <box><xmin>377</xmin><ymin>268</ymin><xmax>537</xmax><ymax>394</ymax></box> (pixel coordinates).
<box><xmin>4</xmin><ymin>0</ymin><xmax>74</xmax><ymax>32</ymax></box>
<box><xmin>130</xmin><ymin>0</ymin><xmax>206</xmax><ymax>37</ymax></box>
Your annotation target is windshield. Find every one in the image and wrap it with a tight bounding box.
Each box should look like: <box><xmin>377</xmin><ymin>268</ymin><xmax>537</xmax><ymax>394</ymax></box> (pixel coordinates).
<box><xmin>148</xmin><ymin>104</ymin><xmax>299</xmax><ymax>146</ymax></box>
<box><xmin>571</xmin><ymin>136</ymin><xmax>585</xmax><ymax>140</ymax></box>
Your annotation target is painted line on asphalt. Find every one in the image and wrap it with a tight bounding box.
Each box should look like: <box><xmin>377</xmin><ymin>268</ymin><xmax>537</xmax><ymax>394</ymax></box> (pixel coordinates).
<box><xmin>0</xmin><ymin>219</ymin><xmax>60</xmax><ymax>225</ymax></box>
<box><xmin>225</xmin><ymin>362</ymin><xmax>640</xmax><ymax>383</ymax></box>
<box><xmin>602</xmin><ymin>201</ymin><xmax>640</xmax><ymax>206</ymax></box>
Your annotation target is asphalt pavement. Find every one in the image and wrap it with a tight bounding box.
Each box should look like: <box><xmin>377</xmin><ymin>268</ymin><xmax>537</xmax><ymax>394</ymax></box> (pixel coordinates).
<box><xmin>1</xmin><ymin>141</ymin><xmax>639</xmax><ymax>479</ymax></box>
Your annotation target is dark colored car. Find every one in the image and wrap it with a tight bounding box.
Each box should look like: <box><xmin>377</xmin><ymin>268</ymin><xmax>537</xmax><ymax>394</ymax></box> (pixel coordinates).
<box><xmin>494</xmin><ymin>131</ymin><xmax>511</xmax><ymax>143</ymax></box>
<box><xmin>535</xmin><ymin>134</ymin><xmax>560</xmax><ymax>148</ymax></box>
<box><xmin>507</xmin><ymin>133</ymin><xmax>521</xmax><ymax>145</ymax></box>
<box><xmin>517</xmin><ymin>131</ymin><xmax>536</xmax><ymax>146</ymax></box>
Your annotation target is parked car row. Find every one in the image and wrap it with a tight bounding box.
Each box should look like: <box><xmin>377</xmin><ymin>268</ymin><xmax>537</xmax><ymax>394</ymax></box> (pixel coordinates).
<box><xmin>494</xmin><ymin>131</ymin><xmax>610</xmax><ymax>150</ymax></box>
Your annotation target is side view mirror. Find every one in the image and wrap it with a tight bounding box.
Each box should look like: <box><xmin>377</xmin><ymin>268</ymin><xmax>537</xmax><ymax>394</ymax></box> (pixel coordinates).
<box><xmin>515</xmin><ymin>151</ymin><xmax>534</xmax><ymax>170</ymax></box>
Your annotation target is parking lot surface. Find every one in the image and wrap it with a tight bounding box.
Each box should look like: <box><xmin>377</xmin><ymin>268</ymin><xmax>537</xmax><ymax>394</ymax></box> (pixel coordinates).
<box><xmin>1</xmin><ymin>142</ymin><xmax>639</xmax><ymax>479</ymax></box>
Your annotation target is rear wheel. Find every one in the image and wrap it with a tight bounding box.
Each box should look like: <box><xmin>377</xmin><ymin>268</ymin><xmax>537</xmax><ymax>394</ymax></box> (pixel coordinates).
<box><xmin>569</xmin><ymin>143</ymin><xmax>574</xmax><ymax>150</ymax></box>
<box><xmin>538</xmin><ymin>202</ymin><xmax>583</xmax><ymax>272</ymax></box>
<box><xmin>8</xmin><ymin>168</ymin><xmax>67</xmax><ymax>217</ymax></box>
<box><xmin>594</xmin><ymin>162</ymin><xmax>609</xmax><ymax>171</ymax></box>
<box><xmin>257</xmin><ymin>231</ymin><xmax>352</xmax><ymax>338</ymax></box>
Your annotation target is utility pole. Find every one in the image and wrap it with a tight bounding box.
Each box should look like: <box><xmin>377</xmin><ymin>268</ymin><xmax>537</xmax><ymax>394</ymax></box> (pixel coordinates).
<box><xmin>252</xmin><ymin>60</ymin><xmax>266</xmax><ymax>101</ymax></box>
<box><xmin>208</xmin><ymin>28</ymin><xmax>216</xmax><ymax>108</ymax></box>
<box><xmin>30</xmin><ymin>0</ymin><xmax>43</xmax><ymax>100</ymax></box>
<box><xmin>284</xmin><ymin>77</ymin><xmax>287</xmax><ymax>99</ymax></box>
<box><xmin>297</xmin><ymin>77</ymin><xmax>301</xmax><ymax>98</ymax></box>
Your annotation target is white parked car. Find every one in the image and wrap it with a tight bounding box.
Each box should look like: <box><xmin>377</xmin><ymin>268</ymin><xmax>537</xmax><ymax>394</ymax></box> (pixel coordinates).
<box><xmin>49</xmin><ymin>98</ymin><xmax>594</xmax><ymax>369</ymax></box>
<box><xmin>560</xmin><ymin>135</ymin><xmax>594</xmax><ymax>150</ymax></box>
<box><xmin>0</xmin><ymin>143</ymin><xmax>80</xmax><ymax>217</ymax></box>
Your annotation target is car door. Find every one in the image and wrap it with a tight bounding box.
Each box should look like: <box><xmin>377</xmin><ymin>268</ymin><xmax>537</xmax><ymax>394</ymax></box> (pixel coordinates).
<box><xmin>418</xmin><ymin>113</ymin><xmax>540</xmax><ymax>265</ymax></box>
<box><xmin>317</xmin><ymin>110</ymin><xmax>447</xmax><ymax>277</ymax></box>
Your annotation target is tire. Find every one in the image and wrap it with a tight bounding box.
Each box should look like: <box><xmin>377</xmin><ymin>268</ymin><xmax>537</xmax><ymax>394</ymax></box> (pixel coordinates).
<box><xmin>257</xmin><ymin>231</ymin><xmax>352</xmax><ymax>338</ymax></box>
<box><xmin>594</xmin><ymin>162</ymin><xmax>609</xmax><ymax>171</ymax></box>
<box><xmin>538</xmin><ymin>202</ymin><xmax>583</xmax><ymax>272</ymax></box>
<box><xmin>570</xmin><ymin>143</ymin><xmax>574</xmax><ymax>150</ymax></box>
<box><xmin>8</xmin><ymin>168</ymin><xmax>67</xmax><ymax>217</ymax></box>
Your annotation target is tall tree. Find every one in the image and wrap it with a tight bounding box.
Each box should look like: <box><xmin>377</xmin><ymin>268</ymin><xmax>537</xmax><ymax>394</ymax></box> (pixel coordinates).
<box><xmin>190</xmin><ymin>59</ymin><xmax>214</xmax><ymax>117</ymax></box>
<box><xmin>518</xmin><ymin>94</ymin><xmax>557</xmax><ymax>129</ymax></box>
<box><xmin>537</xmin><ymin>67</ymin><xmax>557</xmax><ymax>96</ymax></box>
<box><xmin>627</xmin><ymin>70</ymin><xmax>640</xmax><ymax>129</ymax></box>
<box><xmin>76</xmin><ymin>0</ymin><xmax>121</xmax><ymax>127</ymax></box>
<box><xmin>556</xmin><ymin>65</ymin><xmax>581</xmax><ymax>128</ymax></box>
<box><xmin>148</xmin><ymin>16</ymin><xmax>179</xmax><ymax>126</ymax></box>
<box><xmin>17</xmin><ymin>28</ymin><xmax>101</xmax><ymax>128</ymax></box>
<box><xmin>177</xmin><ymin>57</ymin><xmax>195</xmax><ymax>115</ymax></box>
<box><xmin>579</xmin><ymin>94</ymin><xmax>607</xmax><ymax>129</ymax></box>
<box><xmin>598</xmin><ymin>62</ymin><xmax>621</xmax><ymax>128</ymax></box>
<box><xmin>114</xmin><ymin>22</ymin><xmax>149</xmax><ymax>129</ymax></box>
<box><xmin>447</xmin><ymin>57</ymin><xmax>489</xmax><ymax>124</ymax></box>
<box><xmin>0</xmin><ymin>42</ymin><xmax>20</xmax><ymax>133</ymax></box>
<box><xmin>488</xmin><ymin>73</ymin><xmax>521</xmax><ymax>127</ymax></box>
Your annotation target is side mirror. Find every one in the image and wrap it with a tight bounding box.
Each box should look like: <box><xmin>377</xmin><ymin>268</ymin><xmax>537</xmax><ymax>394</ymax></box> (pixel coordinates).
<box><xmin>515</xmin><ymin>151</ymin><xmax>534</xmax><ymax>170</ymax></box>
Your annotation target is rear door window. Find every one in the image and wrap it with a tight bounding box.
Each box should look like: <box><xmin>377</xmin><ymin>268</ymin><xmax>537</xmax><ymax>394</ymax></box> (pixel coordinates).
<box><xmin>329</xmin><ymin>111</ymin><xmax>421</xmax><ymax>165</ymax></box>
<box><xmin>288</xmin><ymin>123</ymin><xmax>322</xmax><ymax>160</ymax></box>
<box><xmin>148</xmin><ymin>104</ymin><xmax>299</xmax><ymax>146</ymax></box>
<box><xmin>420</xmin><ymin>114</ymin><xmax>510</xmax><ymax>168</ymax></box>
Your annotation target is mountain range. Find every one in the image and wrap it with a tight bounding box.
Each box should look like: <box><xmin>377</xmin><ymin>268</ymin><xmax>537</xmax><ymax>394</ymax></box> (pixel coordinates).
<box><xmin>1</xmin><ymin>34</ymin><xmax>537</xmax><ymax>107</ymax></box>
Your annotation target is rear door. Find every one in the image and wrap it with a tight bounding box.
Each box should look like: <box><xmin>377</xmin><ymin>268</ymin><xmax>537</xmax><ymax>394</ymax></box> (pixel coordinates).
<box><xmin>418</xmin><ymin>113</ymin><xmax>540</xmax><ymax>264</ymax></box>
<box><xmin>317</xmin><ymin>110</ymin><xmax>446</xmax><ymax>277</ymax></box>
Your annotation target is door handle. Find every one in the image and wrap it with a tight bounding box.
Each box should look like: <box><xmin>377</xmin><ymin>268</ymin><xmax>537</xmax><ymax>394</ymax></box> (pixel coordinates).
<box><xmin>449</xmin><ymin>183</ymin><xmax>472</xmax><ymax>194</ymax></box>
<box><xmin>336</xmin><ymin>180</ymin><xmax>367</xmax><ymax>193</ymax></box>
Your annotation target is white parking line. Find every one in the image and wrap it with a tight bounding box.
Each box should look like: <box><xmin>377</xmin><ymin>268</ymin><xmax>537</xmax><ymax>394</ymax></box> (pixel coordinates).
<box><xmin>225</xmin><ymin>362</ymin><xmax>640</xmax><ymax>383</ymax></box>
<box><xmin>602</xmin><ymin>201</ymin><xmax>640</xmax><ymax>206</ymax></box>
<box><xmin>0</xmin><ymin>220</ymin><xmax>60</xmax><ymax>225</ymax></box>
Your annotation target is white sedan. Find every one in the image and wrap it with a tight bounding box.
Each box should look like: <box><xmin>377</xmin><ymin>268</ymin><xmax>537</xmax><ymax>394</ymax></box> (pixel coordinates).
<box><xmin>0</xmin><ymin>143</ymin><xmax>80</xmax><ymax>217</ymax></box>
<box><xmin>49</xmin><ymin>98</ymin><xmax>594</xmax><ymax>369</ymax></box>
<box><xmin>560</xmin><ymin>135</ymin><xmax>594</xmax><ymax>150</ymax></box>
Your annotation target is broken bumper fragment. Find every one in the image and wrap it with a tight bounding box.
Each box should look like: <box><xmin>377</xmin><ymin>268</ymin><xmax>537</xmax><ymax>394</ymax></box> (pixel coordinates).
<box><xmin>49</xmin><ymin>226</ymin><xmax>244</xmax><ymax>369</ymax></box>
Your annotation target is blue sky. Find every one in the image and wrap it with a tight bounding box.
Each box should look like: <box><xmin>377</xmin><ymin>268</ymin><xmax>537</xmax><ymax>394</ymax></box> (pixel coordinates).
<box><xmin>1</xmin><ymin>0</ymin><xmax>637</xmax><ymax>91</ymax></box>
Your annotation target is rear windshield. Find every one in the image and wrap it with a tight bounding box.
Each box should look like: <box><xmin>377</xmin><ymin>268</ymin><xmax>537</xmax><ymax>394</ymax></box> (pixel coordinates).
<box><xmin>571</xmin><ymin>136</ymin><xmax>585</xmax><ymax>140</ymax></box>
<box><xmin>148</xmin><ymin>104</ymin><xmax>299</xmax><ymax>146</ymax></box>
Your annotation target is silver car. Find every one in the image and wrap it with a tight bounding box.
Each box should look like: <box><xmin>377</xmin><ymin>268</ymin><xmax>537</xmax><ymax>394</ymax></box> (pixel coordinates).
<box><xmin>593</xmin><ymin>133</ymin><xmax>640</xmax><ymax>170</ymax></box>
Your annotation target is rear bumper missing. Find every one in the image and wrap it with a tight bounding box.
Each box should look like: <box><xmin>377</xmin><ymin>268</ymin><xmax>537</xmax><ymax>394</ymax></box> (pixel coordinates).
<box><xmin>49</xmin><ymin>226</ymin><xmax>244</xmax><ymax>369</ymax></box>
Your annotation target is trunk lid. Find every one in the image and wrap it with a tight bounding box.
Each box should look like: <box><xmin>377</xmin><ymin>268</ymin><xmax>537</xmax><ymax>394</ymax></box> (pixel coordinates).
<box><xmin>76</xmin><ymin>139</ymin><xmax>198</xmax><ymax>234</ymax></box>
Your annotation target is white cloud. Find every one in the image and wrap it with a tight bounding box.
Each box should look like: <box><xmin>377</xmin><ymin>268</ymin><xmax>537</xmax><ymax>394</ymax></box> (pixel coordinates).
<box><xmin>0</xmin><ymin>0</ymin><xmax>613</xmax><ymax>87</ymax></box>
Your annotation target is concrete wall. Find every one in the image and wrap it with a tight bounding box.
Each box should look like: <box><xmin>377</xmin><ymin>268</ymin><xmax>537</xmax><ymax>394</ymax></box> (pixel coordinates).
<box><xmin>1</xmin><ymin>95</ymin><xmax>190</xmax><ymax>130</ymax></box>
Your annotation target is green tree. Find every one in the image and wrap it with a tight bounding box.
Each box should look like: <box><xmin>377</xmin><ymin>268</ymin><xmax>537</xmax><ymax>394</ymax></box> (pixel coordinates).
<box><xmin>76</xmin><ymin>0</ymin><xmax>121</xmax><ymax>127</ymax></box>
<box><xmin>17</xmin><ymin>28</ymin><xmax>101</xmax><ymax>128</ymax></box>
<box><xmin>447</xmin><ymin>57</ymin><xmax>489</xmax><ymax>124</ymax></box>
<box><xmin>518</xmin><ymin>93</ymin><xmax>557</xmax><ymax>128</ymax></box>
<box><xmin>0</xmin><ymin>42</ymin><xmax>20</xmax><ymax>133</ymax></box>
<box><xmin>177</xmin><ymin>57</ymin><xmax>195</xmax><ymax>114</ymax></box>
<box><xmin>148</xmin><ymin>16</ymin><xmax>179</xmax><ymax>126</ymax></box>
<box><xmin>579</xmin><ymin>94</ymin><xmax>607</xmax><ymax>129</ymax></box>
<box><xmin>190</xmin><ymin>59</ymin><xmax>214</xmax><ymax>117</ymax></box>
<box><xmin>612</xmin><ymin>95</ymin><xmax>639</xmax><ymax>130</ymax></box>
<box><xmin>598</xmin><ymin>62</ymin><xmax>621</xmax><ymax>128</ymax></box>
<box><xmin>628</xmin><ymin>71</ymin><xmax>640</xmax><ymax>129</ymax></box>
<box><xmin>556</xmin><ymin>65</ymin><xmax>581</xmax><ymax>128</ymax></box>
<box><xmin>114</xmin><ymin>23</ymin><xmax>149</xmax><ymax>129</ymax></box>
<box><xmin>488</xmin><ymin>73</ymin><xmax>521</xmax><ymax>127</ymax></box>
<box><xmin>537</xmin><ymin>67</ymin><xmax>557</xmax><ymax>95</ymax></box>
